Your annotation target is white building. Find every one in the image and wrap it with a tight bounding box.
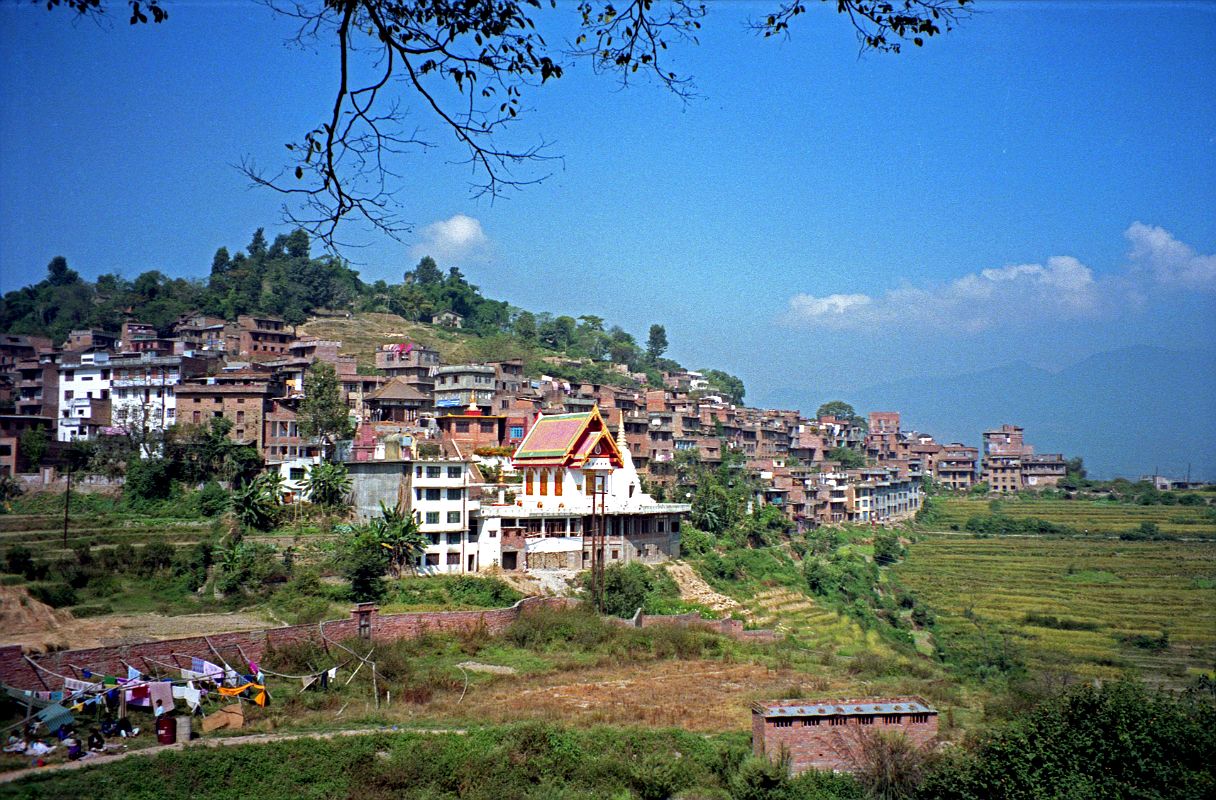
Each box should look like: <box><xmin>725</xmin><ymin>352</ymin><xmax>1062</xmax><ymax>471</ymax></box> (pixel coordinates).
<box><xmin>475</xmin><ymin>407</ymin><xmax>689</xmax><ymax>572</ymax></box>
<box><xmin>57</xmin><ymin>350</ymin><xmax>114</xmax><ymax>442</ymax></box>
<box><xmin>411</xmin><ymin>458</ymin><xmax>479</xmax><ymax>575</ymax></box>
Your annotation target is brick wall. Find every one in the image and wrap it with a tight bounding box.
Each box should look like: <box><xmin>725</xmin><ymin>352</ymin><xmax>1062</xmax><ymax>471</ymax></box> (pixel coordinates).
<box><xmin>0</xmin><ymin>596</ymin><xmax>573</xmax><ymax>691</ymax></box>
<box><xmin>754</xmin><ymin>708</ymin><xmax>938</xmax><ymax>774</ymax></box>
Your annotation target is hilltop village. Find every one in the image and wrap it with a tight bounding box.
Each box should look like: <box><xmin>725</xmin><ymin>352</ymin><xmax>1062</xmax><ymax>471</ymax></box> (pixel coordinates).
<box><xmin>1</xmin><ymin>312</ymin><xmax>1069</xmax><ymax>575</ymax></box>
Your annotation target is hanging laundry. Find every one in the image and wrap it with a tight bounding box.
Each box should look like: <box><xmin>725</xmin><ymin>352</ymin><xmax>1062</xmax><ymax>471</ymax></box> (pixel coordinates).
<box><xmin>127</xmin><ymin>666</ymin><xmax>142</xmax><ymax>681</ymax></box>
<box><xmin>126</xmin><ymin>685</ymin><xmax>151</xmax><ymax>707</ymax></box>
<box><xmin>217</xmin><ymin>683</ymin><xmax>267</xmax><ymax>706</ymax></box>
<box><xmin>148</xmin><ymin>681</ymin><xmax>174</xmax><ymax>712</ymax></box>
<box><xmin>63</xmin><ymin>677</ymin><xmax>102</xmax><ymax>694</ymax></box>
<box><xmin>172</xmin><ymin>684</ymin><xmax>202</xmax><ymax>712</ymax></box>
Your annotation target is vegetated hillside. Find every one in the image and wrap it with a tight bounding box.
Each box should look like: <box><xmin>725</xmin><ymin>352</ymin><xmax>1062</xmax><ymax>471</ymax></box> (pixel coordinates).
<box><xmin>839</xmin><ymin>345</ymin><xmax>1216</xmax><ymax>481</ymax></box>
<box><xmin>1</xmin><ymin>227</ymin><xmax>733</xmax><ymax>392</ymax></box>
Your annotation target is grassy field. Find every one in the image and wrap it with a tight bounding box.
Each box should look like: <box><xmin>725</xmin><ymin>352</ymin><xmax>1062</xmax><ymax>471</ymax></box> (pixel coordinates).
<box><xmin>895</xmin><ymin>533</ymin><xmax>1216</xmax><ymax>686</ymax></box>
<box><xmin>926</xmin><ymin>493</ymin><xmax>1216</xmax><ymax>537</ymax></box>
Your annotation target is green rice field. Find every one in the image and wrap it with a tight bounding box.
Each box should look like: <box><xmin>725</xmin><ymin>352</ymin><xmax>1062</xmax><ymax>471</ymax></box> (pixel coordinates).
<box><xmin>927</xmin><ymin>494</ymin><xmax>1216</xmax><ymax>538</ymax></box>
<box><xmin>895</xmin><ymin>533</ymin><xmax>1216</xmax><ymax>686</ymax></box>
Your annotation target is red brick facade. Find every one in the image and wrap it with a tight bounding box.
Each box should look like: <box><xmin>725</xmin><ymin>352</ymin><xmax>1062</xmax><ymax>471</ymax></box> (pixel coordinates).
<box><xmin>0</xmin><ymin>597</ymin><xmax>574</xmax><ymax>692</ymax></box>
<box><xmin>752</xmin><ymin>697</ymin><xmax>938</xmax><ymax>774</ymax></box>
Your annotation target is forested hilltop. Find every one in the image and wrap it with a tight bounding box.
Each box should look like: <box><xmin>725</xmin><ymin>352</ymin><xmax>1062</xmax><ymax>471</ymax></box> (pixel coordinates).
<box><xmin>0</xmin><ymin>227</ymin><xmax>743</xmax><ymax>396</ymax></box>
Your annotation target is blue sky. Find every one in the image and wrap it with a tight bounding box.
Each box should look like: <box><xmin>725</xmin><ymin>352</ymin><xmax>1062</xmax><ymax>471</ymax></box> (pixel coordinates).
<box><xmin>2</xmin><ymin>1</ymin><xmax>1214</xmax><ymax>472</ymax></box>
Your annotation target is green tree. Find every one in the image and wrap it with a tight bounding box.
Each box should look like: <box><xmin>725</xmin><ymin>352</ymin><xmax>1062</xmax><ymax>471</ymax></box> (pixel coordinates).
<box><xmin>646</xmin><ymin>324</ymin><xmax>668</xmax><ymax>362</ymax></box>
<box><xmin>338</xmin><ymin>527</ymin><xmax>390</xmax><ymax>602</ymax></box>
<box><xmin>828</xmin><ymin>446</ymin><xmax>866</xmax><ymax>469</ymax></box>
<box><xmin>817</xmin><ymin>400</ymin><xmax>859</xmax><ymax>421</ymax></box>
<box><xmin>700</xmin><ymin>369</ymin><xmax>746</xmax><ymax>404</ymax></box>
<box><xmin>512</xmin><ymin>310</ymin><xmax>537</xmax><ymax>341</ymax></box>
<box><xmin>299</xmin><ymin>362</ymin><xmax>354</xmax><ymax>459</ymax></box>
<box><xmin>18</xmin><ymin>428</ymin><xmax>49</xmax><ymax>469</ymax></box>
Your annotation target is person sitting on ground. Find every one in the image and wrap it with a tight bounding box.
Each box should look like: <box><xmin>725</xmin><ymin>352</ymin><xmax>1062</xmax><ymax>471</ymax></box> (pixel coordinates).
<box><xmin>115</xmin><ymin>716</ymin><xmax>139</xmax><ymax>738</ymax></box>
<box><xmin>87</xmin><ymin>728</ymin><xmax>105</xmax><ymax>753</ymax></box>
<box><xmin>63</xmin><ymin>732</ymin><xmax>82</xmax><ymax>761</ymax></box>
<box><xmin>26</xmin><ymin>739</ymin><xmax>55</xmax><ymax>756</ymax></box>
<box><xmin>3</xmin><ymin>734</ymin><xmax>28</xmax><ymax>753</ymax></box>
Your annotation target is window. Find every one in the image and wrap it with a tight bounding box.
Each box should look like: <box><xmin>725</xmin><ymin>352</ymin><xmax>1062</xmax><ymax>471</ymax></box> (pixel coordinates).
<box><xmin>446</xmin><ymin>552</ymin><xmax>460</xmax><ymax>565</ymax></box>
<box><xmin>428</xmin><ymin>532</ymin><xmax>440</xmax><ymax>544</ymax></box>
<box><xmin>611</xmin><ymin>549</ymin><xmax>619</xmax><ymax>559</ymax></box>
<box><xmin>416</xmin><ymin>466</ymin><xmax>423</xmax><ymax>477</ymax></box>
<box><xmin>829</xmin><ymin>717</ymin><xmax>846</xmax><ymax>727</ymax></box>
<box><xmin>539</xmin><ymin>469</ymin><xmax>548</xmax><ymax>496</ymax></box>
<box><xmin>800</xmin><ymin>719</ymin><xmax>820</xmax><ymax>726</ymax></box>
<box><xmin>425</xmin><ymin>553</ymin><xmax>440</xmax><ymax>566</ymax></box>
<box><xmin>480</xmin><ymin>421</ymin><xmax>494</xmax><ymax>433</ymax></box>
<box><xmin>455</xmin><ymin>421</ymin><xmax>469</xmax><ymax>432</ymax></box>
<box><xmin>857</xmin><ymin>716</ymin><xmax>874</xmax><ymax>726</ymax></box>
<box><xmin>553</xmin><ymin>474</ymin><xmax>562</xmax><ymax>497</ymax></box>
<box><xmin>883</xmin><ymin>715</ymin><xmax>902</xmax><ymax>725</ymax></box>
<box><xmin>426</xmin><ymin>466</ymin><xmax>441</xmax><ymax>478</ymax></box>
<box><xmin>100</xmin><ymin>389</ymin><xmax>109</xmax><ymax>400</ymax></box>
<box><xmin>425</xmin><ymin>488</ymin><xmax>441</xmax><ymax>501</ymax></box>
<box><xmin>447</xmin><ymin>512</ymin><xmax>461</xmax><ymax>525</ymax></box>
<box><xmin>290</xmin><ymin>468</ymin><xmax>305</xmax><ymax>480</ymax></box>
<box><xmin>425</xmin><ymin>512</ymin><xmax>439</xmax><ymax>524</ymax></box>
<box><xmin>166</xmin><ymin>408</ymin><xmax>175</xmax><ymax>419</ymax></box>
<box><xmin>468</xmin><ymin>529</ymin><xmax>478</xmax><ymax>543</ymax></box>
<box><xmin>447</xmin><ymin>488</ymin><xmax>462</xmax><ymax>500</ymax></box>
<box><xmin>525</xmin><ymin>470</ymin><xmax>533</xmax><ymax>495</ymax></box>
<box><xmin>910</xmin><ymin>714</ymin><xmax>930</xmax><ymax>724</ymax></box>
<box><xmin>192</xmin><ymin>411</ymin><xmax>201</xmax><ymax>423</ymax></box>
<box><xmin>236</xmin><ymin>411</ymin><xmax>245</xmax><ymax>422</ymax></box>
<box><xmin>64</xmin><ymin>390</ymin><xmax>74</xmax><ymax>400</ymax></box>
<box><xmin>771</xmin><ymin>719</ymin><xmax>793</xmax><ymax>728</ymax></box>
<box><xmin>509</xmin><ymin>425</ymin><xmax>523</xmax><ymax>439</ymax></box>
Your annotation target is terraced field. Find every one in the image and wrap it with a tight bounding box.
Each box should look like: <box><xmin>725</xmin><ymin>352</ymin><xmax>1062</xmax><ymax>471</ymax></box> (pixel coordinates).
<box><xmin>743</xmin><ymin>587</ymin><xmax>891</xmax><ymax>657</ymax></box>
<box><xmin>929</xmin><ymin>495</ymin><xmax>1216</xmax><ymax>537</ymax></box>
<box><xmin>895</xmin><ymin>534</ymin><xmax>1216</xmax><ymax>686</ymax></box>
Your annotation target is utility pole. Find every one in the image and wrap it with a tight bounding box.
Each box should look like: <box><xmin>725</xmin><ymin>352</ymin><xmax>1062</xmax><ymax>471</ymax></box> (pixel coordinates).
<box><xmin>62</xmin><ymin>464</ymin><xmax>72</xmax><ymax>551</ymax></box>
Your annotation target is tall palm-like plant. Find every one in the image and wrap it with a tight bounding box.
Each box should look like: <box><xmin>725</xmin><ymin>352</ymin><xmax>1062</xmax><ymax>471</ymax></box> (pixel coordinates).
<box><xmin>368</xmin><ymin>501</ymin><xmax>427</xmax><ymax>577</ymax></box>
<box><xmin>232</xmin><ymin>472</ymin><xmax>285</xmax><ymax>532</ymax></box>
<box><xmin>304</xmin><ymin>461</ymin><xmax>351</xmax><ymax>509</ymax></box>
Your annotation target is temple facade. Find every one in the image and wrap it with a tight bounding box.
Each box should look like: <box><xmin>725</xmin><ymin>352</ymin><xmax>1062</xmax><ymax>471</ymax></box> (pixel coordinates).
<box><xmin>475</xmin><ymin>407</ymin><xmax>689</xmax><ymax>572</ymax></box>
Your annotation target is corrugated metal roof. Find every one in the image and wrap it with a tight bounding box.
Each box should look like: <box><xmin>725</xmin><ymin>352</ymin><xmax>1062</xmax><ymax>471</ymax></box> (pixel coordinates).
<box><xmin>753</xmin><ymin>698</ymin><xmax>936</xmax><ymax>717</ymax></box>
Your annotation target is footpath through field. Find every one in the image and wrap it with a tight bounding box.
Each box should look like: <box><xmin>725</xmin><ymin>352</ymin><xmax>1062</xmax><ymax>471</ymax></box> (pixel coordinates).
<box><xmin>0</xmin><ymin>725</ymin><xmax>467</xmax><ymax>785</ymax></box>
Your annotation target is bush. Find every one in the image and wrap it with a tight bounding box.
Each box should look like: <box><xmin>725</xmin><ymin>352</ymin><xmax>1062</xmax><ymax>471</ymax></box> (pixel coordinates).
<box><xmin>29</xmin><ymin>581</ymin><xmax>77</xmax><ymax>608</ymax></box>
<box><xmin>123</xmin><ymin>457</ymin><xmax>175</xmax><ymax>505</ymax></box>
<box><xmin>919</xmin><ymin>680</ymin><xmax>1216</xmax><ymax>800</ymax></box>
<box><xmin>5</xmin><ymin>546</ymin><xmax>36</xmax><ymax>579</ymax></box>
<box><xmin>194</xmin><ymin>480</ymin><xmax>230</xmax><ymax>517</ymax></box>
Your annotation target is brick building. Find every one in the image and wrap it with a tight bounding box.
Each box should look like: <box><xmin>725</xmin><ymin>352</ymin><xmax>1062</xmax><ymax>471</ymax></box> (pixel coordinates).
<box><xmin>982</xmin><ymin>424</ymin><xmax>1066</xmax><ymax>493</ymax></box>
<box><xmin>177</xmin><ymin>369</ymin><xmax>285</xmax><ymax>452</ymax></box>
<box><xmin>752</xmin><ymin>697</ymin><xmax>938</xmax><ymax>775</ymax></box>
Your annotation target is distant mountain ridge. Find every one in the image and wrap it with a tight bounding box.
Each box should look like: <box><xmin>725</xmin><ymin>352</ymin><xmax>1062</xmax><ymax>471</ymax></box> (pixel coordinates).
<box><xmin>770</xmin><ymin>346</ymin><xmax>1216</xmax><ymax>481</ymax></box>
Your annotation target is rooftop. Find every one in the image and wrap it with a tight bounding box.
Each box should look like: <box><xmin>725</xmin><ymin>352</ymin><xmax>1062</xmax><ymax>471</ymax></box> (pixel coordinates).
<box><xmin>753</xmin><ymin>697</ymin><xmax>936</xmax><ymax>717</ymax></box>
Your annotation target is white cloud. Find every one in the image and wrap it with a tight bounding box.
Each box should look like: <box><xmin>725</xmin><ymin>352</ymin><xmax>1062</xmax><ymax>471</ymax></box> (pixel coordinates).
<box><xmin>785</xmin><ymin>224</ymin><xmax>1213</xmax><ymax>333</ymax></box>
<box><xmin>409</xmin><ymin>214</ymin><xmax>490</xmax><ymax>264</ymax></box>
<box><xmin>1125</xmin><ymin>221</ymin><xmax>1216</xmax><ymax>289</ymax></box>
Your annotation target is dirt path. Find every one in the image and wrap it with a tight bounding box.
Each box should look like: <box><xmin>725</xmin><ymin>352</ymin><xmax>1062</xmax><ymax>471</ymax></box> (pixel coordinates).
<box><xmin>0</xmin><ymin>726</ymin><xmax>469</xmax><ymax>785</ymax></box>
<box><xmin>664</xmin><ymin>561</ymin><xmax>740</xmax><ymax>613</ymax></box>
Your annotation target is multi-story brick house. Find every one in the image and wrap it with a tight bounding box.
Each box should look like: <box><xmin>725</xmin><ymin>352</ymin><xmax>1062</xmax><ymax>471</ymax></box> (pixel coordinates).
<box><xmin>14</xmin><ymin>352</ymin><xmax>60</xmax><ymax>418</ymax></box>
<box><xmin>227</xmin><ymin>314</ymin><xmax>295</xmax><ymax>359</ymax></box>
<box><xmin>752</xmin><ymin>697</ymin><xmax>938</xmax><ymax>775</ymax></box>
<box><xmin>981</xmin><ymin>424</ymin><xmax>1066</xmax><ymax>493</ymax></box>
<box><xmin>64</xmin><ymin>329</ymin><xmax>118</xmax><ymax>353</ymax></box>
<box><xmin>933</xmin><ymin>444</ymin><xmax>978</xmax><ymax>490</ymax></box>
<box><xmin>375</xmin><ymin>342</ymin><xmax>440</xmax><ymax>395</ymax></box>
<box><xmin>177</xmin><ymin>369</ymin><xmax>284</xmax><ymax>451</ymax></box>
<box><xmin>173</xmin><ymin>313</ymin><xmax>227</xmax><ymax>352</ymax></box>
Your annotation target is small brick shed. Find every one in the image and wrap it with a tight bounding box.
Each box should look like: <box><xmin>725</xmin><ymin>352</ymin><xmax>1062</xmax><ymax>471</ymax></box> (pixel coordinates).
<box><xmin>752</xmin><ymin>697</ymin><xmax>938</xmax><ymax>774</ymax></box>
